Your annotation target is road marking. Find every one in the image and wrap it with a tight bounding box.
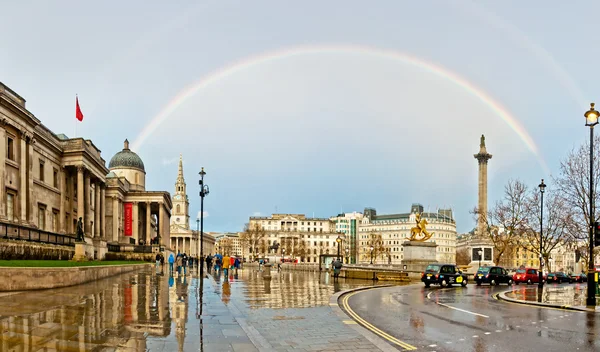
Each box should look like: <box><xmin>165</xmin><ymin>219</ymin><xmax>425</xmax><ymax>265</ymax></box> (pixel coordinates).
<box><xmin>343</xmin><ymin>320</ymin><xmax>357</xmax><ymax>324</ymax></box>
<box><xmin>341</xmin><ymin>290</ymin><xmax>417</xmax><ymax>351</ymax></box>
<box><xmin>428</xmin><ymin>290</ymin><xmax>489</xmax><ymax>318</ymax></box>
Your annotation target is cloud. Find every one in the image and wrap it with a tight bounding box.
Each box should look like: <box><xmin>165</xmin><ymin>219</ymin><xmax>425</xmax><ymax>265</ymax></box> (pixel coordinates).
<box><xmin>162</xmin><ymin>156</ymin><xmax>180</xmax><ymax>165</ymax></box>
<box><xmin>197</xmin><ymin>211</ymin><xmax>209</xmax><ymax>218</ymax></box>
<box><xmin>252</xmin><ymin>211</ymin><xmax>262</xmax><ymax>216</ymax></box>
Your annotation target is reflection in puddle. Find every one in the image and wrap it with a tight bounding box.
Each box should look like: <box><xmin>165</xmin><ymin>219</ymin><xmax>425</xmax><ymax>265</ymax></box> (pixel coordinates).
<box><xmin>0</xmin><ymin>267</ymin><xmax>402</xmax><ymax>351</ymax></box>
<box><xmin>505</xmin><ymin>284</ymin><xmax>592</xmax><ymax>306</ymax></box>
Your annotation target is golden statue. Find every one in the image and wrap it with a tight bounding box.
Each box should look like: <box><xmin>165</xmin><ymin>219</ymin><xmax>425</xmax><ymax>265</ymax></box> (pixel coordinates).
<box><xmin>407</xmin><ymin>213</ymin><xmax>434</xmax><ymax>241</ymax></box>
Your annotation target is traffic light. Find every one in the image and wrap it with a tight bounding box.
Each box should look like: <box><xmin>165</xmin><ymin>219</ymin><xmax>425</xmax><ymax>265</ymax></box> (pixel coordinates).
<box><xmin>594</xmin><ymin>222</ymin><xmax>600</xmax><ymax>246</ymax></box>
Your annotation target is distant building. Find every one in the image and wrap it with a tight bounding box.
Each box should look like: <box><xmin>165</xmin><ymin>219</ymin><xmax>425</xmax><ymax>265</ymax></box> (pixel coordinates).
<box><xmin>213</xmin><ymin>232</ymin><xmax>243</xmax><ymax>257</ymax></box>
<box><xmin>329</xmin><ymin>212</ymin><xmax>363</xmax><ymax>264</ymax></box>
<box><xmin>169</xmin><ymin>155</ymin><xmax>197</xmax><ymax>256</ymax></box>
<box><xmin>248</xmin><ymin>214</ymin><xmax>344</xmax><ymax>264</ymax></box>
<box><xmin>358</xmin><ymin>204</ymin><xmax>457</xmax><ymax>264</ymax></box>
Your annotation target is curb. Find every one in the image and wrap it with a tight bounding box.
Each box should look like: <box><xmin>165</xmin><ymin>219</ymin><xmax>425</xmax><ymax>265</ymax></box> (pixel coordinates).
<box><xmin>329</xmin><ymin>284</ymin><xmax>408</xmax><ymax>352</ymax></box>
<box><xmin>496</xmin><ymin>289</ymin><xmax>596</xmax><ymax>313</ymax></box>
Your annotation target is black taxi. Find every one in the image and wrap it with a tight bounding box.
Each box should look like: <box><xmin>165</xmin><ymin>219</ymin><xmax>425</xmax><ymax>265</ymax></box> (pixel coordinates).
<box><xmin>421</xmin><ymin>263</ymin><xmax>468</xmax><ymax>288</ymax></box>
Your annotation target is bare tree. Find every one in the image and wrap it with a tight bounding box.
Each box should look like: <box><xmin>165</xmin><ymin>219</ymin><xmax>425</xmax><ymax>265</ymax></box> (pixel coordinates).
<box><xmin>472</xmin><ymin>179</ymin><xmax>530</xmax><ymax>264</ymax></box>
<box><xmin>218</xmin><ymin>237</ymin><xmax>233</xmax><ymax>256</ymax></box>
<box><xmin>554</xmin><ymin>135</ymin><xmax>600</xmax><ymax>268</ymax></box>
<box><xmin>239</xmin><ymin>223</ymin><xmax>266</xmax><ymax>262</ymax></box>
<box><xmin>361</xmin><ymin>233</ymin><xmax>388</xmax><ymax>264</ymax></box>
<box><xmin>296</xmin><ymin>240</ymin><xmax>307</xmax><ymax>262</ymax></box>
<box><xmin>523</xmin><ymin>188</ymin><xmax>573</xmax><ymax>269</ymax></box>
<box><xmin>456</xmin><ymin>248</ymin><xmax>471</xmax><ymax>266</ymax></box>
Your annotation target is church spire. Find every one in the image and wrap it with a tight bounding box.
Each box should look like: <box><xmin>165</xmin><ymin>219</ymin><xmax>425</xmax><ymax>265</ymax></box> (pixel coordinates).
<box><xmin>178</xmin><ymin>154</ymin><xmax>184</xmax><ymax>182</ymax></box>
<box><xmin>175</xmin><ymin>154</ymin><xmax>187</xmax><ymax>196</ymax></box>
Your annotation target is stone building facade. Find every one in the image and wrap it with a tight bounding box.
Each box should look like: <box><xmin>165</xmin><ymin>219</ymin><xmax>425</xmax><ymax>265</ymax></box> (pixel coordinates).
<box><xmin>358</xmin><ymin>204</ymin><xmax>457</xmax><ymax>265</ymax></box>
<box><xmin>169</xmin><ymin>155</ymin><xmax>197</xmax><ymax>256</ymax></box>
<box><xmin>0</xmin><ymin>81</ymin><xmax>172</xmax><ymax>258</ymax></box>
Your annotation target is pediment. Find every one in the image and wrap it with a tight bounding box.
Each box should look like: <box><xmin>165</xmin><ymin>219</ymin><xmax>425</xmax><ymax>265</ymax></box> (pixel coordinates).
<box><xmin>170</xmin><ymin>224</ymin><xmax>190</xmax><ymax>234</ymax></box>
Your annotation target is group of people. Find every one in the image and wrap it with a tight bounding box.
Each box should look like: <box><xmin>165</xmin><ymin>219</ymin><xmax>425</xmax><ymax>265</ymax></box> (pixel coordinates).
<box><xmin>153</xmin><ymin>251</ymin><xmax>200</xmax><ymax>276</ymax></box>
<box><xmin>204</xmin><ymin>253</ymin><xmax>241</xmax><ymax>275</ymax></box>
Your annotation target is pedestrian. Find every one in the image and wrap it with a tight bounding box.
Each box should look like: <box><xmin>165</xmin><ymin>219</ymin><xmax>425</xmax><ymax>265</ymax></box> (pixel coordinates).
<box><xmin>206</xmin><ymin>254</ymin><xmax>212</xmax><ymax>273</ymax></box>
<box><xmin>176</xmin><ymin>254</ymin><xmax>183</xmax><ymax>276</ymax></box>
<box><xmin>259</xmin><ymin>258</ymin><xmax>264</xmax><ymax>271</ymax></box>
<box><xmin>160</xmin><ymin>253</ymin><xmax>165</xmax><ymax>274</ymax></box>
<box><xmin>155</xmin><ymin>253</ymin><xmax>161</xmax><ymax>274</ymax></box>
<box><xmin>234</xmin><ymin>257</ymin><xmax>240</xmax><ymax>270</ymax></box>
<box><xmin>332</xmin><ymin>258</ymin><xmax>343</xmax><ymax>279</ymax></box>
<box><xmin>215</xmin><ymin>256</ymin><xmax>222</xmax><ymax>274</ymax></box>
<box><xmin>182</xmin><ymin>253</ymin><xmax>188</xmax><ymax>275</ymax></box>
<box><xmin>168</xmin><ymin>253</ymin><xmax>175</xmax><ymax>275</ymax></box>
<box><xmin>222</xmin><ymin>254</ymin><xmax>230</xmax><ymax>276</ymax></box>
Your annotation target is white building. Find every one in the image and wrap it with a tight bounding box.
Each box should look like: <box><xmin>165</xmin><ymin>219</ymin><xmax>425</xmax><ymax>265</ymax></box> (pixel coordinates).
<box><xmin>248</xmin><ymin>214</ymin><xmax>345</xmax><ymax>264</ymax></box>
<box><xmin>329</xmin><ymin>212</ymin><xmax>364</xmax><ymax>264</ymax></box>
<box><xmin>358</xmin><ymin>204</ymin><xmax>457</xmax><ymax>265</ymax></box>
<box><xmin>213</xmin><ymin>232</ymin><xmax>243</xmax><ymax>258</ymax></box>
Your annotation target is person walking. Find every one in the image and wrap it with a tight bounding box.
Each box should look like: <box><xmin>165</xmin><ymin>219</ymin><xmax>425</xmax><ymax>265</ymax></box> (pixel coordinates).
<box><xmin>176</xmin><ymin>253</ymin><xmax>183</xmax><ymax>276</ymax></box>
<box><xmin>222</xmin><ymin>254</ymin><xmax>230</xmax><ymax>276</ymax></box>
<box><xmin>206</xmin><ymin>254</ymin><xmax>212</xmax><ymax>273</ymax></box>
<box><xmin>332</xmin><ymin>258</ymin><xmax>343</xmax><ymax>280</ymax></box>
<box><xmin>159</xmin><ymin>253</ymin><xmax>165</xmax><ymax>275</ymax></box>
<box><xmin>182</xmin><ymin>253</ymin><xmax>188</xmax><ymax>275</ymax></box>
<box><xmin>168</xmin><ymin>253</ymin><xmax>175</xmax><ymax>275</ymax></box>
<box><xmin>155</xmin><ymin>253</ymin><xmax>161</xmax><ymax>274</ymax></box>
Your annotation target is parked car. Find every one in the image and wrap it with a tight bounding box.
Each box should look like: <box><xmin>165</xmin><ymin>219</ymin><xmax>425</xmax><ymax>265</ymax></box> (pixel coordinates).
<box><xmin>421</xmin><ymin>263</ymin><xmax>468</xmax><ymax>288</ymax></box>
<box><xmin>569</xmin><ymin>273</ymin><xmax>587</xmax><ymax>283</ymax></box>
<box><xmin>475</xmin><ymin>266</ymin><xmax>513</xmax><ymax>286</ymax></box>
<box><xmin>513</xmin><ymin>268</ymin><xmax>544</xmax><ymax>285</ymax></box>
<box><xmin>550</xmin><ymin>272</ymin><xmax>573</xmax><ymax>283</ymax></box>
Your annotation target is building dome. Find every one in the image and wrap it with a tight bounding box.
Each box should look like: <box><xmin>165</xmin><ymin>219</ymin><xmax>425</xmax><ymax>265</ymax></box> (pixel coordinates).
<box><xmin>108</xmin><ymin>139</ymin><xmax>145</xmax><ymax>172</ymax></box>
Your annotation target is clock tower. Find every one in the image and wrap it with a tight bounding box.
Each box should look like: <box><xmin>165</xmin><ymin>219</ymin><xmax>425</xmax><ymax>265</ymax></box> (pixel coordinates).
<box><xmin>171</xmin><ymin>154</ymin><xmax>190</xmax><ymax>229</ymax></box>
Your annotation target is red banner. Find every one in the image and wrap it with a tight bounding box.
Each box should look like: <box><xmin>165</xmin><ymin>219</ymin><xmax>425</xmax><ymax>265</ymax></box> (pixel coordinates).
<box><xmin>124</xmin><ymin>202</ymin><xmax>133</xmax><ymax>236</ymax></box>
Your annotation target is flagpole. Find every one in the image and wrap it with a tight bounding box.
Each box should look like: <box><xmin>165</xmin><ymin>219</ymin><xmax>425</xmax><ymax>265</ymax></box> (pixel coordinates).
<box><xmin>75</xmin><ymin>94</ymin><xmax>78</xmax><ymax>138</ymax></box>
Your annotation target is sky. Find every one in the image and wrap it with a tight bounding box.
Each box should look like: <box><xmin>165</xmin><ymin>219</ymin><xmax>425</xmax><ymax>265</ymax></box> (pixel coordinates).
<box><xmin>2</xmin><ymin>1</ymin><xmax>600</xmax><ymax>234</ymax></box>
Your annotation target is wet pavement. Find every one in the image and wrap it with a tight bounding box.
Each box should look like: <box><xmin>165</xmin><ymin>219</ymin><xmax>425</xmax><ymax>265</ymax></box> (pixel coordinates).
<box><xmin>503</xmin><ymin>283</ymin><xmax>600</xmax><ymax>308</ymax></box>
<box><xmin>0</xmin><ymin>265</ymin><xmax>395</xmax><ymax>351</ymax></box>
<box><xmin>343</xmin><ymin>283</ymin><xmax>600</xmax><ymax>351</ymax></box>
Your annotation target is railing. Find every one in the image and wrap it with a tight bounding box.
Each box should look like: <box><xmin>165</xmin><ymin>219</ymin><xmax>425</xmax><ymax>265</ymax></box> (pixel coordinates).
<box><xmin>107</xmin><ymin>243</ymin><xmax>154</xmax><ymax>254</ymax></box>
<box><xmin>0</xmin><ymin>222</ymin><xmax>76</xmax><ymax>247</ymax></box>
<box><xmin>107</xmin><ymin>243</ymin><xmax>121</xmax><ymax>252</ymax></box>
<box><xmin>133</xmin><ymin>245</ymin><xmax>154</xmax><ymax>254</ymax></box>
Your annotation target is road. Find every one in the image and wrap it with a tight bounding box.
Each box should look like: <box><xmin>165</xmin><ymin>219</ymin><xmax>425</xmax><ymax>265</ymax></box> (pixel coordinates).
<box><xmin>341</xmin><ymin>283</ymin><xmax>600</xmax><ymax>352</ymax></box>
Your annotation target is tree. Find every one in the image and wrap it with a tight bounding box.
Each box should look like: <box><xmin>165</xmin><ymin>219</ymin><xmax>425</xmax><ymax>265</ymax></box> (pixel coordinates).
<box><xmin>296</xmin><ymin>240</ymin><xmax>307</xmax><ymax>262</ymax></box>
<box><xmin>239</xmin><ymin>223</ymin><xmax>266</xmax><ymax>262</ymax></box>
<box><xmin>472</xmin><ymin>179</ymin><xmax>530</xmax><ymax>265</ymax></box>
<box><xmin>217</xmin><ymin>237</ymin><xmax>233</xmax><ymax>256</ymax></box>
<box><xmin>456</xmin><ymin>248</ymin><xmax>471</xmax><ymax>266</ymax></box>
<box><xmin>523</xmin><ymin>188</ymin><xmax>573</xmax><ymax>269</ymax></box>
<box><xmin>361</xmin><ymin>233</ymin><xmax>388</xmax><ymax>264</ymax></box>
<box><xmin>554</xmin><ymin>135</ymin><xmax>600</xmax><ymax>268</ymax></box>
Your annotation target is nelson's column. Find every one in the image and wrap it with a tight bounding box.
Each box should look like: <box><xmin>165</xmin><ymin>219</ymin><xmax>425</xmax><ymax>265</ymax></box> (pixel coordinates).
<box><xmin>469</xmin><ymin>135</ymin><xmax>494</xmax><ymax>270</ymax></box>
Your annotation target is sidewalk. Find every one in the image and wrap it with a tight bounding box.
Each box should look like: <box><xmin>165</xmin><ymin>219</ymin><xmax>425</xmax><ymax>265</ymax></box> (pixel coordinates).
<box><xmin>498</xmin><ymin>284</ymin><xmax>600</xmax><ymax>312</ymax></box>
<box><xmin>201</xmin><ymin>269</ymin><xmax>392</xmax><ymax>352</ymax></box>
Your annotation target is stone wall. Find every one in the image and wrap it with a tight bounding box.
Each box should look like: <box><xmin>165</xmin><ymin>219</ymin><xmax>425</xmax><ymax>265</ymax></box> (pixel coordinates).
<box><xmin>104</xmin><ymin>251</ymin><xmax>155</xmax><ymax>262</ymax></box>
<box><xmin>0</xmin><ymin>263</ymin><xmax>151</xmax><ymax>291</ymax></box>
<box><xmin>0</xmin><ymin>239</ymin><xmax>74</xmax><ymax>260</ymax></box>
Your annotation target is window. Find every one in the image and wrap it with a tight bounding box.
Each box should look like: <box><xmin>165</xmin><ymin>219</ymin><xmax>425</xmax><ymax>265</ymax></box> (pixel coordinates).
<box><xmin>7</xmin><ymin>137</ymin><xmax>14</xmax><ymax>161</ymax></box>
<box><xmin>135</xmin><ymin>173</ymin><xmax>139</xmax><ymax>184</ymax></box>
<box><xmin>52</xmin><ymin>210</ymin><xmax>58</xmax><ymax>232</ymax></box>
<box><xmin>38</xmin><ymin>205</ymin><xmax>46</xmax><ymax>230</ymax></box>
<box><xmin>176</xmin><ymin>204</ymin><xmax>181</xmax><ymax>213</ymax></box>
<box><xmin>53</xmin><ymin>168</ymin><xmax>58</xmax><ymax>188</ymax></box>
<box><xmin>6</xmin><ymin>193</ymin><xmax>14</xmax><ymax>221</ymax></box>
<box><xmin>39</xmin><ymin>161</ymin><xmax>45</xmax><ymax>182</ymax></box>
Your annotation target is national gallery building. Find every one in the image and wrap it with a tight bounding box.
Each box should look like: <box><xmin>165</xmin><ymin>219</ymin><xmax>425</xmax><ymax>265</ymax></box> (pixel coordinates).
<box><xmin>0</xmin><ymin>81</ymin><xmax>172</xmax><ymax>258</ymax></box>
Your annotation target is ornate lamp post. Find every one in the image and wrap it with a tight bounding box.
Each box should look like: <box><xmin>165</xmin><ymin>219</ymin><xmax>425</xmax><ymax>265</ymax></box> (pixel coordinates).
<box><xmin>282</xmin><ymin>248</ymin><xmax>286</xmax><ymax>263</ymax></box>
<box><xmin>538</xmin><ymin>179</ymin><xmax>546</xmax><ymax>289</ymax></box>
<box><xmin>478</xmin><ymin>249</ymin><xmax>483</xmax><ymax>269</ymax></box>
<box><xmin>370</xmin><ymin>245</ymin><xmax>374</xmax><ymax>265</ymax></box>
<box><xmin>199</xmin><ymin>167</ymin><xmax>209</xmax><ymax>275</ymax></box>
<box><xmin>585</xmin><ymin>103</ymin><xmax>598</xmax><ymax>306</ymax></box>
<box><xmin>336</xmin><ymin>235</ymin><xmax>342</xmax><ymax>261</ymax></box>
<box><xmin>345</xmin><ymin>248</ymin><xmax>349</xmax><ymax>264</ymax></box>
<box><xmin>196</xmin><ymin>218</ymin><xmax>200</xmax><ymax>270</ymax></box>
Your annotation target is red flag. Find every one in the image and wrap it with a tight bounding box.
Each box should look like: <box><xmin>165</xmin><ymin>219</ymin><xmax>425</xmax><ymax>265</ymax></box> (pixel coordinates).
<box><xmin>76</xmin><ymin>96</ymin><xmax>84</xmax><ymax>121</ymax></box>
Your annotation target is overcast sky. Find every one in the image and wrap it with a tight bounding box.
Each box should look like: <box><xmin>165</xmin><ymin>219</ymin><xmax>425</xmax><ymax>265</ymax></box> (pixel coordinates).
<box><xmin>2</xmin><ymin>1</ymin><xmax>599</xmax><ymax>233</ymax></box>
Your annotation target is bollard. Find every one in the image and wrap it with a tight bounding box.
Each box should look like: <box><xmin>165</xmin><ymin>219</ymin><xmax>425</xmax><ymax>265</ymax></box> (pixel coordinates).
<box><xmin>263</xmin><ymin>263</ymin><xmax>272</xmax><ymax>280</ymax></box>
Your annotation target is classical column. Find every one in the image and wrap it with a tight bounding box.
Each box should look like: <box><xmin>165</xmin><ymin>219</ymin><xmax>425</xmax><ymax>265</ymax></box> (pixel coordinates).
<box><xmin>145</xmin><ymin>201</ymin><xmax>151</xmax><ymax>244</ymax></box>
<box><xmin>474</xmin><ymin>134</ymin><xmax>492</xmax><ymax>236</ymax></box>
<box><xmin>59</xmin><ymin>167</ymin><xmax>66</xmax><ymax>233</ymax></box>
<box><xmin>27</xmin><ymin>136</ymin><xmax>34</xmax><ymax>224</ymax></box>
<box><xmin>112</xmin><ymin>196</ymin><xmax>119</xmax><ymax>242</ymax></box>
<box><xmin>94</xmin><ymin>182</ymin><xmax>100</xmax><ymax>238</ymax></box>
<box><xmin>77</xmin><ymin>166</ymin><xmax>85</xmax><ymax>234</ymax></box>
<box><xmin>0</xmin><ymin>120</ymin><xmax>6</xmax><ymax>218</ymax></box>
<box><xmin>20</xmin><ymin>132</ymin><xmax>27</xmax><ymax>223</ymax></box>
<box><xmin>84</xmin><ymin>171</ymin><xmax>91</xmax><ymax>235</ymax></box>
<box><xmin>101</xmin><ymin>186</ymin><xmax>106</xmax><ymax>238</ymax></box>
<box><xmin>132</xmin><ymin>202</ymin><xmax>139</xmax><ymax>243</ymax></box>
<box><xmin>158</xmin><ymin>203</ymin><xmax>164</xmax><ymax>246</ymax></box>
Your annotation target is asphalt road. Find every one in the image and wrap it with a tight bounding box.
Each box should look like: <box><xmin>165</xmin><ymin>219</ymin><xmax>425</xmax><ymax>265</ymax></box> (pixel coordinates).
<box><xmin>341</xmin><ymin>282</ymin><xmax>599</xmax><ymax>352</ymax></box>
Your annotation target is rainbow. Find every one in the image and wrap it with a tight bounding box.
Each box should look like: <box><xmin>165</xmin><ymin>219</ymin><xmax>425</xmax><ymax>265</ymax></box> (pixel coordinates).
<box><xmin>132</xmin><ymin>44</ymin><xmax>547</xmax><ymax>170</ymax></box>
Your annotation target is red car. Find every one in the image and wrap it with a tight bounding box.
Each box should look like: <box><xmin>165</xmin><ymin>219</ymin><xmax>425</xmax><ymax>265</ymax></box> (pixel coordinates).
<box><xmin>513</xmin><ymin>268</ymin><xmax>545</xmax><ymax>285</ymax></box>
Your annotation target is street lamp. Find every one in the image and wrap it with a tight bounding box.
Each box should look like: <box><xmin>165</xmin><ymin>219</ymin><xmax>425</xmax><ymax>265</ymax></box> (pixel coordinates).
<box><xmin>345</xmin><ymin>248</ymin><xmax>349</xmax><ymax>264</ymax></box>
<box><xmin>478</xmin><ymin>249</ymin><xmax>483</xmax><ymax>269</ymax></box>
<box><xmin>196</xmin><ymin>218</ymin><xmax>200</xmax><ymax>270</ymax></box>
<box><xmin>370</xmin><ymin>245</ymin><xmax>374</xmax><ymax>264</ymax></box>
<box><xmin>282</xmin><ymin>248</ymin><xmax>286</xmax><ymax>263</ymax></box>
<box><xmin>336</xmin><ymin>235</ymin><xmax>342</xmax><ymax>261</ymax></box>
<box><xmin>585</xmin><ymin>103</ymin><xmax>598</xmax><ymax>306</ymax></box>
<box><xmin>538</xmin><ymin>179</ymin><xmax>546</xmax><ymax>289</ymax></box>
<box><xmin>199</xmin><ymin>167</ymin><xmax>209</xmax><ymax>275</ymax></box>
